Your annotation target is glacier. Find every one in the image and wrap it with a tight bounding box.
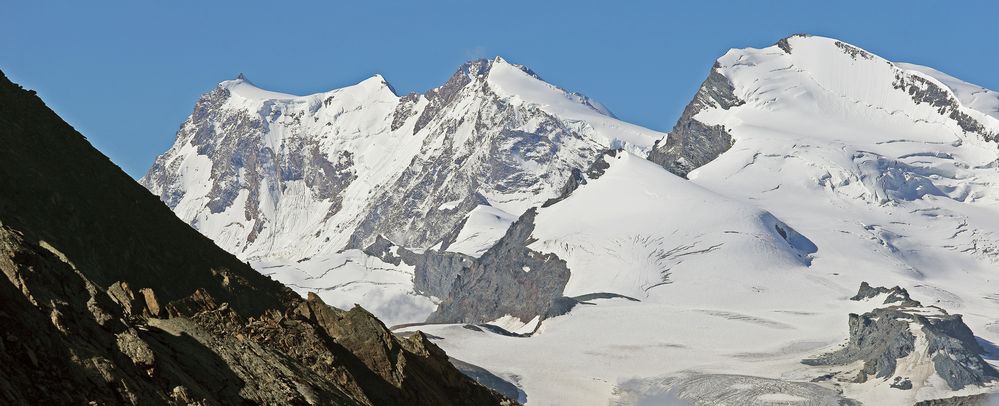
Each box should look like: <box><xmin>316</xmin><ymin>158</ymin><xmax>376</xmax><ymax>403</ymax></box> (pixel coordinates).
<box><xmin>144</xmin><ymin>35</ymin><xmax>999</xmax><ymax>405</ymax></box>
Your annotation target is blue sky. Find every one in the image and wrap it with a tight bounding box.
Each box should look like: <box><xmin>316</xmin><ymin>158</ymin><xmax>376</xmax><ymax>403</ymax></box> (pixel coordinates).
<box><xmin>4</xmin><ymin>1</ymin><xmax>998</xmax><ymax>178</ymax></box>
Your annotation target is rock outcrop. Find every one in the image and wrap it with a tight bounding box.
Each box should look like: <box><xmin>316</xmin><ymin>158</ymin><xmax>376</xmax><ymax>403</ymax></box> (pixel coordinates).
<box><xmin>0</xmin><ymin>70</ymin><xmax>513</xmax><ymax>405</ymax></box>
<box><xmin>542</xmin><ymin>148</ymin><xmax>619</xmax><ymax>208</ymax></box>
<box><xmin>364</xmin><ymin>206</ymin><xmax>575</xmax><ymax>326</ymax></box>
<box><xmin>362</xmin><ymin>235</ymin><xmax>474</xmax><ymax>299</ymax></box>
<box><xmin>647</xmin><ymin>61</ymin><xmax>744</xmax><ymax>177</ymax></box>
<box><xmin>427</xmin><ymin>208</ymin><xmax>574</xmax><ymax>324</ymax></box>
<box><xmin>850</xmin><ymin>281</ymin><xmax>923</xmax><ymax>307</ymax></box>
<box><xmin>804</xmin><ymin>283</ymin><xmax>998</xmax><ymax>391</ymax></box>
<box><xmin>892</xmin><ymin>68</ymin><xmax>999</xmax><ymax>143</ymax></box>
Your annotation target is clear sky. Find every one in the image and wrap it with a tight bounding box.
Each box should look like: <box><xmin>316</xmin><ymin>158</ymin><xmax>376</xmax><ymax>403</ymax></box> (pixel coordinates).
<box><xmin>4</xmin><ymin>1</ymin><xmax>998</xmax><ymax>178</ymax></box>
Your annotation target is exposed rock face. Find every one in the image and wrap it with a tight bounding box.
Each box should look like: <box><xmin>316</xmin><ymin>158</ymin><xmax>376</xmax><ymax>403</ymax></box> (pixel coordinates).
<box><xmin>428</xmin><ymin>208</ymin><xmax>574</xmax><ymax>324</ymax></box>
<box><xmin>774</xmin><ymin>33</ymin><xmax>814</xmax><ymax>54</ymax></box>
<box><xmin>362</xmin><ymin>234</ymin><xmax>414</xmax><ymax>267</ymax></box>
<box><xmin>647</xmin><ymin>62</ymin><xmax>744</xmax><ymax>177</ymax></box>
<box><xmin>293</xmin><ymin>293</ymin><xmax>513</xmax><ymax>405</ymax></box>
<box><xmin>890</xmin><ymin>376</ymin><xmax>913</xmax><ymax>390</ymax></box>
<box><xmin>850</xmin><ymin>281</ymin><xmax>922</xmax><ymax>307</ymax></box>
<box><xmin>362</xmin><ymin>235</ymin><xmax>474</xmax><ymax>298</ymax></box>
<box><xmin>893</xmin><ymin>71</ymin><xmax>999</xmax><ymax>143</ymax></box>
<box><xmin>804</xmin><ymin>283</ymin><xmax>998</xmax><ymax>391</ymax></box>
<box><xmin>410</xmin><ymin>250</ymin><xmax>476</xmax><ymax>299</ymax></box>
<box><xmin>0</xmin><ymin>222</ymin><xmax>361</xmax><ymax>405</ymax></box>
<box><xmin>364</xmin><ymin>206</ymin><xmax>575</xmax><ymax>326</ymax></box>
<box><xmin>0</xmin><ymin>70</ymin><xmax>512</xmax><ymax>405</ymax></box>
<box><xmin>542</xmin><ymin>148</ymin><xmax>619</xmax><ymax>208</ymax></box>
<box><xmin>835</xmin><ymin>40</ymin><xmax>877</xmax><ymax>60</ymax></box>
<box><xmin>805</xmin><ymin>307</ymin><xmax>918</xmax><ymax>382</ymax></box>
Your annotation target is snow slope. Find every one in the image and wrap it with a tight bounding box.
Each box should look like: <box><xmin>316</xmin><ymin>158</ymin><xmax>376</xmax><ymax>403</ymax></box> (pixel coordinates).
<box><xmin>486</xmin><ymin>60</ymin><xmax>656</xmax><ymax>156</ymax></box>
<box><xmin>444</xmin><ymin>205</ymin><xmax>518</xmax><ymax>258</ymax></box>
<box><xmin>529</xmin><ymin>151</ymin><xmax>815</xmax><ymax>301</ymax></box>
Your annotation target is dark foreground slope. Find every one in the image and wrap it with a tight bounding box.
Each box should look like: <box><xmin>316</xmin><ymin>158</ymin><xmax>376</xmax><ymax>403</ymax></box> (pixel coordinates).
<box><xmin>0</xmin><ymin>70</ymin><xmax>511</xmax><ymax>405</ymax></box>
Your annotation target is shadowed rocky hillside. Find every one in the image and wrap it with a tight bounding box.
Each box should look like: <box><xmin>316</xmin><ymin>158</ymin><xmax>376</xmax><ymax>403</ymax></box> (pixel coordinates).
<box><xmin>0</xmin><ymin>70</ymin><xmax>512</xmax><ymax>405</ymax></box>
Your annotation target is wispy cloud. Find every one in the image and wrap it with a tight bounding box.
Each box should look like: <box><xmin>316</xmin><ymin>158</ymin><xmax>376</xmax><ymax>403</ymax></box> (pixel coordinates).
<box><xmin>464</xmin><ymin>46</ymin><xmax>488</xmax><ymax>59</ymax></box>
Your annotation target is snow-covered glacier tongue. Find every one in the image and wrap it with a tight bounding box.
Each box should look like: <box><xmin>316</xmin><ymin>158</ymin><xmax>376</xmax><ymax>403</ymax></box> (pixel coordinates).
<box><xmin>145</xmin><ymin>35</ymin><xmax>999</xmax><ymax>405</ymax></box>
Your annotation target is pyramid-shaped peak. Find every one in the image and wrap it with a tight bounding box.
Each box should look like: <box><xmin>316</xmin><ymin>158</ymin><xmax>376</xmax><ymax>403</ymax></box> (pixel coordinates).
<box><xmin>449</xmin><ymin>56</ymin><xmax>542</xmax><ymax>82</ymax></box>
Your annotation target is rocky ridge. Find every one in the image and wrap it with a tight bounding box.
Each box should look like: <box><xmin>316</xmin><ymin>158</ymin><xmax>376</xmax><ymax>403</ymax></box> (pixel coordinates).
<box><xmin>646</xmin><ymin>61</ymin><xmax>744</xmax><ymax>177</ymax></box>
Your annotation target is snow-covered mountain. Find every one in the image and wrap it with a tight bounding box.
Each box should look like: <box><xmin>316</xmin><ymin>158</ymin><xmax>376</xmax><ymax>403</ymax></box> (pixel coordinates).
<box><xmin>146</xmin><ymin>35</ymin><xmax>999</xmax><ymax>404</ymax></box>
<box><xmin>142</xmin><ymin>57</ymin><xmax>663</xmax><ymax>324</ymax></box>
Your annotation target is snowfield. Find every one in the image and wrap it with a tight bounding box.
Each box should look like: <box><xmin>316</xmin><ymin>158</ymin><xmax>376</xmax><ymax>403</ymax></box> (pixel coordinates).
<box><xmin>147</xmin><ymin>35</ymin><xmax>999</xmax><ymax>404</ymax></box>
<box><xmin>529</xmin><ymin>151</ymin><xmax>816</xmax><ymax>300</ymax></box>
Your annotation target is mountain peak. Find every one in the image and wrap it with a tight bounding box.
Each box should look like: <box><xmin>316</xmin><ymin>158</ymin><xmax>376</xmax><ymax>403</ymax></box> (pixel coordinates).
<box><xmin>493</xmin><ymin>56</ymin><xmax>542</xmax><ymax>80</ymax></box>
<box><xmin>449</xmin><ymin>56</ymin><xmax>542</xmax><ymax>84</ymax></box>
<box><xmin>354</xmin><ymin>73</ymin><xmax>397</xmax><ymax>97</ymax></box>
<box><xmin>774</xmin><ymin>33</ymin><xmax>814</xmax><ymax>53</ymax></box>
<box><xmin>214</xmin><ymin>73</ymin><xmax>396</xmax><ymax>102</ymax></box>
<box><xmin>218</xmin><ymin>75</ymin><xmax>297</xmax><ymax>100</ymax></box>
<box><xmin>770</xmin><ymin>34</ymin><xmax>881</xmax><ymax>63</ymax></box>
